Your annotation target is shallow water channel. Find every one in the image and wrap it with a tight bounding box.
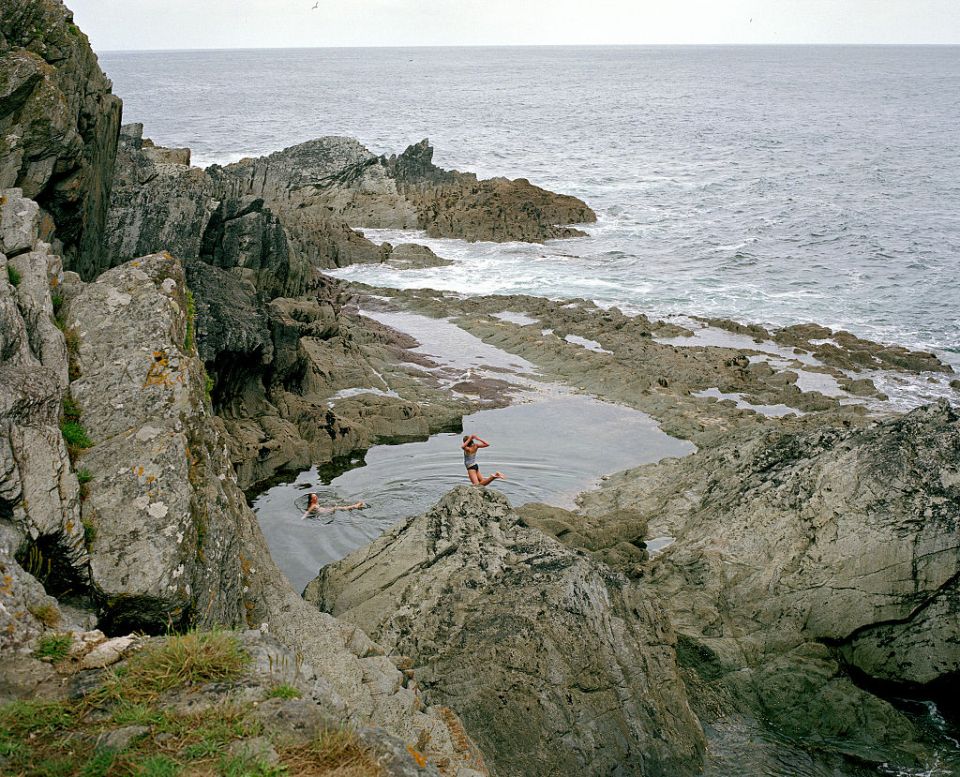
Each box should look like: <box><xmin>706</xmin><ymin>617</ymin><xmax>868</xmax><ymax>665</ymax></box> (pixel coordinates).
<box><xmin>253</xmin><ymin>394</ymin><xmax>693</xmax><ymax>591</ymax></box>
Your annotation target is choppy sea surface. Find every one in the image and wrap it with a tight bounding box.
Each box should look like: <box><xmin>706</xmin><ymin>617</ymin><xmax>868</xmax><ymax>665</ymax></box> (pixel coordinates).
<box><xmin>101</xmin><ymin>45</ymin><xmax>960</xmax><ymax>371</ymax></box>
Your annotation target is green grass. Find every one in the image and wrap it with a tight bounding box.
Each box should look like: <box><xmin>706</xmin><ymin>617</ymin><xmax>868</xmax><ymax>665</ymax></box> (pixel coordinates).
<box><xmin>60</xmin><ymin>420</ymin><xmax>93</xmax><ymax>450</ymax></box>
<box><xmin>62</xmin><ymin>395</ymin><xmax>82</xmax><ymax>422</ymax></box>
<box><xmin>137</xmin><ymin>755</ymin><xmax>180</xmax><ymax>776</ymax></box>
<box><xmin>266</xmin><ymin>684</ymin><xmax>302</xmax><ymax>700</ymax></box>
<box><xmin>0</xmin><ymin>700</ymin><xmax>75</xmax><ymax>735</ymax></box>
<box><xmin>0</xmin><ymin>631</ymin><xmax>386</xmax><ymax>777</ymax></box>
<box><xmin>82</xmin><ymin>517</ymin><xmax>97</xmax><ymax>546</ymax></box>
<box><xmin>33</xmin><ymin>633</ymin><xmax>73</xmax><ymax>662</ymax></box>
<box><xmin>94</xmin><ymin>631</ymin><xmax>250</xmax><ymax>706</ymax></box>
<box><xmin>220</xmin><ymin>755</ymin><xmax>288</xmax><ymax>777</ymax></box>
<box><xmin>109</xmin><ymin>702</ymin><xmax>165</xmax><ymax>727</ymax></box>
<box><xmin>205</xmin><ymin>372</ymin><xmax>215</xmax><ymax>402</ymax></box>
<box><xmin>7</xmin><ymin>265</ymin><xmax>21</xmax><ymax>287</ymax></box>
<box><xmin>79</xmin><ymin>750</ymin><xmax>114</xmax><ymax>777</ymax></box>
<box><xmin>77</xmin><ymin>468</ymin><xmax>94</xmax><ymax>485</ymax></box>
<box><xmin>183</xmin><ymin>289</ymin><xmax>196</xmax><ymax>353</ymax></box>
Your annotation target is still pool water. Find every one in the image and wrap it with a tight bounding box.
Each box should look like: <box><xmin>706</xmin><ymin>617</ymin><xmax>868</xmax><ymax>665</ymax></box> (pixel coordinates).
<box><xmin>252</xmin><ymin>394</ymin><xmax>694</xmax><ymax>591</ymax></box>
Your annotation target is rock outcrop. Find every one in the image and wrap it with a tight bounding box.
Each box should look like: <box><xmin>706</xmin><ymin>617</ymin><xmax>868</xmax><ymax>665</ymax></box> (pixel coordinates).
<box><xmin>1</xmin><ymin>188</ymin><xmax>87</xmax><ymax>651</ymax></box>
<box><xmin>222</xmin><ymin>136</ymin><xmax>597</xmax><ymax>248</ymax></box>
<box><xmin>0</xmin><ymin>629</ymin><xmax>462</xmax><ymax>776</ymax></box>
<box><xmin>0</xmin><ymin>0</ymin><xmax>121</xmax><ymax>277</ymax></box>
<box><xmin>575</xmin><ymin>400</ymin><xmax>960</xmax><ymax>769</ymax></box>
<box><xmin>306</xmin><ymin>486</ymin><xmax>707</xmax><ymax>777</ymax></box>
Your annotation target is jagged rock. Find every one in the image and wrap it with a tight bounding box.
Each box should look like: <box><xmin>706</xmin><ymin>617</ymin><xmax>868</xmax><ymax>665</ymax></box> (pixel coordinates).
<box><xmin>0</xmin><ymin>188</ymin><xmax>39</xmax><ymax>255</ymax></box>
<box><xmin>63</xmin><ymin>253</ymin><xmax>253</xmax><ymax>632</ymax></box>
<box><xmin>0</xmin><ymin>0</ymin><xmax>122</xmax><ymax>277</ymax></box>
<box><xmin>80</xmin><ymin>635</ymin><xmax>135</xmax><ymax>669</ymax></box>
<box><xmin>104</xmin><ymin>127</ymin><xmax>217</xmax><ymax>268</ymax></box>
<box><xmin>184</xmin><ymin>258</ymin><xmax>273</xmax><ymax>368</ymax></box>
<box><xmin>8</xmin><ymin>242</ymin><xmax>69</xmax><ymax>385</ymax></box>
<box><xmin>577</xmin><ymin>400</ymin><xmax>960</xmax><ymax>768</ymax></box>
<box><xmin>383</xmin><ymin>242</ymin><xmax>454</xmax><ymax>269</ymax></box>
<box><xmin>0</xmin><ymin>221</ymin><xmax>86</xmax><ymax>598</ymax></box>
<box><xmin>306</xmin><ymin>486</ymin><xmax>706</xmax><ymax>777</ymax></box>
<box><xmin>221</xmin><ymin>137</ymin><xmax>596</xmax><ymax>249</ymax></box>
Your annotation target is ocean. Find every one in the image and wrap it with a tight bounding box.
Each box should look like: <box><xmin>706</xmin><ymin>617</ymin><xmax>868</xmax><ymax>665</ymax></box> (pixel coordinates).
<box><xmin>99</xmin><ymin>45</ymin><xmax>960</xmax><ymax>371</ymax></box>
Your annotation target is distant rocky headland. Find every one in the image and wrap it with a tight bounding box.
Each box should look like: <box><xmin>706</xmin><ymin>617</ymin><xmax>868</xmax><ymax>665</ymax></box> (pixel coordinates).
<box><xmin>1</xmin><ymin>2</ymin><xmax>958</xmax><ymax>776</ymax></box>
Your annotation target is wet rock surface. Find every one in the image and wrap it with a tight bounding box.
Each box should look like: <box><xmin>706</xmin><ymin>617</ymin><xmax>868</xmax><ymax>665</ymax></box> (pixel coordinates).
<box><xmin>307</xmin><ymin>486</ymin><xmax>707</xmax><ymax>777</ymax></box>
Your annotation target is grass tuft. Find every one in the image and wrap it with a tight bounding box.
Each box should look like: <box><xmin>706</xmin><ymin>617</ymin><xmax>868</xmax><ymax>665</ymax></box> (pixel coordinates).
<box><xmin>94</xmin><ymin>631</ymin><xmax>250</xmax><ymax>706</ymax></box>
<box><xmin>62</xmin><ymin>395</ymin><xmax>82</xmax><ymax>422</ymax></box>
<box><xmin>280</xmin><ymin>727</ymin><xmax>385</xmax><ymax>777</ymax></box>
<box><xmin>61</xmin><ymin>420</ymin><xmax>93</xmax><ymax>450</ymax></box>
<box><xmin>183</xmin><ymin>289</ymin><xmax>196</xmax><ymax>353</ymax></box>
<box><xmin>28</xmin><ymin>602</ymin><xmax>61</xmax><ymax>628</ymax></box>
<box><xmin>266</xmin><ymin>684</ymin><xmax>302</xmax><ymax>700</ymax></box>
<box><xmin>33</xmin><ymin>632</ymin><xmax>73</xmax><ymax>662</ymax></box>
<box><xmin>7</xmin><ymin>265</ymin><xmax>21</xmax><ymax>287</ymax></box>
<box><xmin>82</xmin><ymin>517</ymin><xmax>97</xmax><ymax>546</ymax></box>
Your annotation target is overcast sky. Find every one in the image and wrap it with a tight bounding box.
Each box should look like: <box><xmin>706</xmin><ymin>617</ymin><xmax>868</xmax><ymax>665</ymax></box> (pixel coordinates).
<box><xmin>70</xmin><ymin>0</ymin><xmax>960</xmax><ymax>50</ymax></box>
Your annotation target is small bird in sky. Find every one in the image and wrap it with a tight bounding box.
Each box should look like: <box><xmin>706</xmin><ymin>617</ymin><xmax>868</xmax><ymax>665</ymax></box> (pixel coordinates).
<box><xmin>312</xmin><ymin>2</ymin><xmax>319</xmax><ymax>9</ymax></box>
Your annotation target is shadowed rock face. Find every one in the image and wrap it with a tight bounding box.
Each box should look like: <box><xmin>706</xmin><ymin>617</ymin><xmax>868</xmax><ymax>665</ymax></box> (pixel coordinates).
<box><xmin>0</xmin><ymin>0</ymin><xmax>121</xmax><ymax>278</ymax></box>
<box><xmin>306</xmin><ymin>486</ymin><xmax>707</xmax><ymax>777</ymax></box>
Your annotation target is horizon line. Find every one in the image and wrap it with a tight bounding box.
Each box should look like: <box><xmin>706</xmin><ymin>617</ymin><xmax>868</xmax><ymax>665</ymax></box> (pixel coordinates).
<box><xmin>98</xmin><ymin>41</ymin><xmax>960</xmax><ymax>54</ymax></box>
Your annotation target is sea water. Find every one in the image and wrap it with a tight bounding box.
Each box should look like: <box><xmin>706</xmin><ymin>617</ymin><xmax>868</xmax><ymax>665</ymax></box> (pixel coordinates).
<box><xmin>101</xmin><ymin>45</ymin><xmax>960</xmax><ymax>371</ymax></box>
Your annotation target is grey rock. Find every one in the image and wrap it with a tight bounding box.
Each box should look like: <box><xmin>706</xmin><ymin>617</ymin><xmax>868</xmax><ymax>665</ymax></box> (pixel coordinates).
<box><xmin>104</xmin><ymin>132</ymin><xmax>217</xmax><ymax>268</ymax></box>
<box><xmin>227</xmin><ymin>736</ymin><xmax>279</xmax><ymax>766</ymax></box>
<box><xmin>577</xmin><ymin>400</ymin><xmax>960</xmax><ymax>769</ymax></box>
<box><xmin>307</xmin><ymin>486</ymin><xmax>706</xmax><ymax>777</ymax></box>
<box><xmin>65</xmin><ymin>254</ymin><xmax>252</xmax><ymax>632</ymax></box>
<box><xmin>0</xmin><ymin>1</ymin><xmax>122</xmax><ymax>277</ymax></box>
<box><xmin>0</xmin><ymin>188</ymin><xmax>39</xmax><ymax>256</ymax></box>
<box><xmin>383</xmin><ymin>242</ymin><xmax>454</xmax><ymax>270</ymax></box>
<box><xmin>95</xmin><ymin>725</ymin><xmax>149</xmax><ymax>752</ymax></box>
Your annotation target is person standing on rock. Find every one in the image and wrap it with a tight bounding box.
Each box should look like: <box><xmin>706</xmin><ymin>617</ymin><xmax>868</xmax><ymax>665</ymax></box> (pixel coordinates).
<box><xmin>462</xmin><ymin>434</ymin><xmax>506</xmax><ymax>486</ymax></box>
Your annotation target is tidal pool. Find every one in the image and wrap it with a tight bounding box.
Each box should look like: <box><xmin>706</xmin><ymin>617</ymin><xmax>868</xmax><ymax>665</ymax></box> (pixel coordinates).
<box><xmin>253</xmin><ymin>394</ymin><xmax>694</xmax><ymax>591</ymax></box>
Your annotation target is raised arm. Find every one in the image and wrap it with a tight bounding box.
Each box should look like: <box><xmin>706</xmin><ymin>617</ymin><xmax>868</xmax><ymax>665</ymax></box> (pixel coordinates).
<box><xmin>473</xmin><ymin>437</ymin><xmax>490</xmax><ymax>448</ymax></box>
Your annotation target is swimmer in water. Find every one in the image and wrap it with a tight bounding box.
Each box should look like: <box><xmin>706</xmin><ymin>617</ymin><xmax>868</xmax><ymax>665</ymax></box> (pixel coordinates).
<box><xmin>461</xmin><ymin>434</ymin><xmax>506</xmax><ymax>486</ymax></box>
<box><xmin>302</xmin><ymin>493</ymin><xmax>366</xmax><ymax>519</ymax></box>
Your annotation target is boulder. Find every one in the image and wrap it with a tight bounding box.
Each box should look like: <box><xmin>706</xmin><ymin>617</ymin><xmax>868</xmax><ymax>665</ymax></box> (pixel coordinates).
<box><xmin>306</xmin><ymin>486</ymin><xmax>706</xmax><ymax>777</ymax></box>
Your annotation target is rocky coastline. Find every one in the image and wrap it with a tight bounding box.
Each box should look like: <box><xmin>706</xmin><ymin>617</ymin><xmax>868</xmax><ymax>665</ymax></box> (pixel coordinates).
<box><xmin>2</xmin><ymin>3</ymin><xmax>958</xmax><ymax>776</ymax></box>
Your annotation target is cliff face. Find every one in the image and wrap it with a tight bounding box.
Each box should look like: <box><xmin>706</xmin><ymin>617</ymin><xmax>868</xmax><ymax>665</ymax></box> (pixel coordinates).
<box><xmin>0</xmin><ymin>0</ymin><xmax>121</xmax><ymax>278</ymax></box>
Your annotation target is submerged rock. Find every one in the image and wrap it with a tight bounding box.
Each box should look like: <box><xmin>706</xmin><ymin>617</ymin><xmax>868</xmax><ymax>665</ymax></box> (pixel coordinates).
<box><xmin>306</xmin><ymin>486</ymin><xmax>706</xmax><ymax>777</ymax></box>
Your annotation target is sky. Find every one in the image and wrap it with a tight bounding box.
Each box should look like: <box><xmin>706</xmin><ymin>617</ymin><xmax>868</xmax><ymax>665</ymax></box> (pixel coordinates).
<box><xmin>69</xmin><ymin>0</ymin><xmax>960</xmax><ymax>50</ymax></box>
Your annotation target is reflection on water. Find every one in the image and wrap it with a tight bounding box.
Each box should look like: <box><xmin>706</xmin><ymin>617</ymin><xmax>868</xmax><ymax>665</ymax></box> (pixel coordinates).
<box><xmin>253</xmin><ymin>395</ymin><xmax>694</xmax><ymax>591</ymax></box>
